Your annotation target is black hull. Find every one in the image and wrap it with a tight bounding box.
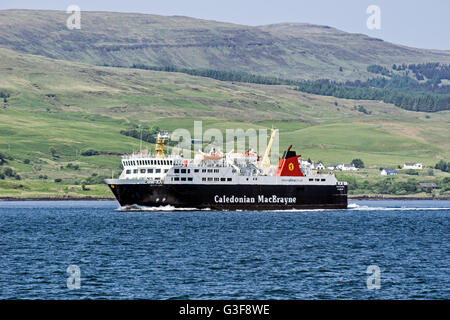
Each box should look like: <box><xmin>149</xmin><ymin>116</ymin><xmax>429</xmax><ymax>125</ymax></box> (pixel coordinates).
<box><xmin>107</xmin><ymin>183</ymin><xmax>347</xmax><ymax>210</ymax></box>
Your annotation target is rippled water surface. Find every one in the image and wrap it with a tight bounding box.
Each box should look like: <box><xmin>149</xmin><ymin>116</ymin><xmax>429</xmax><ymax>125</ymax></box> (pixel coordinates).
<box><xmin>0</xmin><ymin>200</ymin><xmax>449</xmax><ymax>299</ymax></box>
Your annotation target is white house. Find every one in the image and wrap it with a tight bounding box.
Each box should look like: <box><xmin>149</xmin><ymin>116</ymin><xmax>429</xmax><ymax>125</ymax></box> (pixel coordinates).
<box><xmin>403</xmin><ymin>162</ymin><xmax>423</xmax><ymax>170</ymax></box>
<box><xmin>312</xmin><ymin>162</ymin><xmax>325</xmax><ymax>170</ymax></box>
<box><xmin>337</xmin><ymin>164</ymin><xmax>358</xmax><ymax>171</ymax></box>
<box><xmin>380</xmin><ymin>169</ymin><xmax>397</xmax><ymax>176</ymax></box>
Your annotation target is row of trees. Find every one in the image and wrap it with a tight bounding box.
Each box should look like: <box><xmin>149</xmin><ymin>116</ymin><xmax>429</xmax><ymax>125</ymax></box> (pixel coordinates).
<box><xmin>0</xmin><ymin>167</ymin><xmax>21</xmax><ymax>180</ymax></box>
<box><xmin>369</xmin><ymin>63</ymin><xmax>450</xmax><ymax>90</ymax></box>
<box><xmin>294</xmin><ymin>80</ymin><xmax>450</xmax><ymax>112</ymax></box>
<box><xmin>407</xmin><ymin>63</ymin><xmax>450</xmax><ymax>81</ymax></box>
<box><xmin>362</xmin><ymin>75</ymin><xmax>450</xmax><ymax>94</ymax></box>
<box><xmin>435</xmin><ymin>160</ymin><xmax>450</xmax><ymax>173</ymax></box>
<box><xmin>121</xmin><ymin>64</ymin><xmax>450</xmax><ymax>112</ymax></box>
<box><xmin>344</xmin><ymin>176</ymin><xmax>450</xmax><ymax>195</ymax></box>
<box><xmin>129</xmin><ymin>64</ymin><xmax>290</xmax><ymax>86</ymax></box>
<box><xmin>119</xmin><ymin>125</ymin><xmax>177</xmax><ymax>147</ymax></box>
<box><xmin>367</xmin><ymin>64</ymin><xmax>391</xmax><ymax>76</ymax></box>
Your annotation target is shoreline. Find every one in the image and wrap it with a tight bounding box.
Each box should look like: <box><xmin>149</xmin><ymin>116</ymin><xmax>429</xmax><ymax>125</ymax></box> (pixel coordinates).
<box><xmin>349</xmin><ymin>195</ymin><xmax>450</xmax><ymax>200</ymax></box>
<box><xmin>0</xmin><ymin>195</ymin><xmax>449</xmax><ymax>201</ymax></box>
<box><xmin>0</xmin><ymin>196</ymin><xmax>115</xmax><ymax>201</ymax></box>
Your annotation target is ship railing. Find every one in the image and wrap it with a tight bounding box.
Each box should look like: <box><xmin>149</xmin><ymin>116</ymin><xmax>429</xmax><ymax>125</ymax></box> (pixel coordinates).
<box><xmin>145</xmin><ymin>179</ymin><xmax>163</xmax><ymax>185</ymax></box>
<box><xmin>121</xmin><ymin>153</ymin><xmax>189</xmax><ymax>160</ymax></box>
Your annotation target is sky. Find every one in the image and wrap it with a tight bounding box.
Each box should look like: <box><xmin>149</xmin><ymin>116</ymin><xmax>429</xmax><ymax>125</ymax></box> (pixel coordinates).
<box><xmin>1</xmin><ymin>0</ymin><xmax>449</xmax><ymax>50</ymax></box>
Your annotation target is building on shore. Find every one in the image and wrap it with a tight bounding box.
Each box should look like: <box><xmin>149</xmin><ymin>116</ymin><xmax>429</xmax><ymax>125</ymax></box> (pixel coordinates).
<box><xmin>311</xmin><ymin>162</ymin><xmax>325</xmax><ymax>170</ymax></box>
<box><xmin>380</xmin><ymin>168</ymin><xmax>397</xmax><ymax>176</ymax></box>
<box><xmin>336</xmin><ymin>164</ymin><xmax>358</xmax><ymax>171</ymax></box>
<box><xmin>403</xmin><ymin>162</ymin><xmax>423</xmax><ymax>170</ymax></box>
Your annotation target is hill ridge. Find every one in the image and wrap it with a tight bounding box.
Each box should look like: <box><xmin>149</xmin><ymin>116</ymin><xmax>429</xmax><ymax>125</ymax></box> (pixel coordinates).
<box><xmin>1</xmin><ymin>9</ymin><xmax>450</xmax><ymax>81</ymax></box>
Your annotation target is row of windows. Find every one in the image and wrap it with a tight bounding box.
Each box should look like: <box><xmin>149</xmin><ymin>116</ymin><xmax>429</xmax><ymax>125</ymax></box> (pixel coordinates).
<box><xmin>172</xmin><ymin>177</ymin><xmax>193</xmax><ymax>182</ymax></box>
<box><xmin>202</xmin><ymin>177</ymin><xmax>232</xmax><ymax>182</ymax></box>
<box><xmin>202</xmin><ymin>169</ymin><xmax>220</xmax><ymax>173</ymax></box>
<box><xmin>174</xmin><ymin>168</ymin><xmax>191</xmax><ymax>174</ymax></box>
<box><xmin>126</xmin><ymin>168</ymin><xmax>168</xmax><ymax>174</ymax></box>
<box><xmin>173</xmin><ymin>168</ymin><xmax>220</xmax><ymax>174</ymax></box>
<box><xmin>309</xmin><ymin>178</ymin><xmax>326</xmax><ymax>182</ymax></box>
<box><xmin>123</xmin><ymin>159</ymin><xmax>174</xmax><ymax>166</ymax></box>
<box><xmin>171</xmin><ymin>177</ymin><xmax>233</xmax><ymax>182</ymax></box>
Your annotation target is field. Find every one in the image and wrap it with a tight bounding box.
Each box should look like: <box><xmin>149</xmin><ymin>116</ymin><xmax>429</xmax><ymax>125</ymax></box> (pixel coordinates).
<box><xmin>0</xmin><ymin>47</ymin><xmax>449</xmax><ymax>198</ymax></box>
<box><xmin>335</xmin><ymin>168</ymin><xmax>450</xmax><ymax>197</ymax></box>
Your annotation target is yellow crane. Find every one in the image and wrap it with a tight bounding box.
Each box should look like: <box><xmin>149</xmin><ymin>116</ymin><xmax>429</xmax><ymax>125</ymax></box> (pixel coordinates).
<box><xmin>261</xmin><ymin>128</ymin><xmax>278</xmax><ymax>168</ymax></box>
<box><xmin>155</xmin><ymin>132</ymin><xmax>170</xmax><ymax>158</ymax></box>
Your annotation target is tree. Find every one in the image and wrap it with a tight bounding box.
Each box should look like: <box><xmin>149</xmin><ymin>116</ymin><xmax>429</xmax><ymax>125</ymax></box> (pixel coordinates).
<box><xmin>81</xmin><ymin>149</ymin><xmax>100</xmax><ymax>156</ymax></box>
<box><xmin>0</xmin><ymin>90</ymin><xmax>10</xmax><ymax>103</ymax></box>
<box><xmin>50</xmin><ymin>147</ymin><xmax>57</xmax><ymax>158</ymax></box>
<box><xmin>3</xmin><ymin>167</ymin><xmax>14</xmax><ymax>177</ymax></box>
<box><xmin>435</xmin><ymin>160</ymin><xmax>449</xmax><ymax>172</ymax></box>
<box><xmin>351</xmin><ymin>158</ymin><xmax>365</xmax><ymax>168</ymax></box>
<box><xmin>0</xmin><ymin>153</ymin><xmax>7</xmax><ymax>165</ymax></box>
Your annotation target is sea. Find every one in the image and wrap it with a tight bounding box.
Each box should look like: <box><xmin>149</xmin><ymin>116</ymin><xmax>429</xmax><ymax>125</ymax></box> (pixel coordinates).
<box><xmin>0</xmin><ymin>200</ymin><xmax>448</xmax><ymax>299</ymax></box>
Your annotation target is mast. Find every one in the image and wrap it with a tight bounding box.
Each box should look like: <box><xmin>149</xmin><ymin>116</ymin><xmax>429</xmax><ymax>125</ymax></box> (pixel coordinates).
<box><xmin>155</xmin><ymin>132</ymin><xmax>170</xmax><ymax>158</ymax></box>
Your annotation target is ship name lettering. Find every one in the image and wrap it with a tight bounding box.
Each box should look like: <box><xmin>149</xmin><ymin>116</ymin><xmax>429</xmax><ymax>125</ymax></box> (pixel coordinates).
<box><xmin>214</xmin><ymin>195</ymin><xmax>296</xmax><ymax>204</ymax></box>
<box><xmin>258</xmin><ymin>195</ymin><xmax>296</xmax><ymax>204</ymax></box>
<box><xmin>214</xmin><ymin>195</ymin><xmax>255</xmax><ymax>203</ymax></box>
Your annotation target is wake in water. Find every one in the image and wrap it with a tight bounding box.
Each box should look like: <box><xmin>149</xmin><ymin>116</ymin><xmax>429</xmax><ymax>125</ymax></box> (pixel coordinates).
<box><xmin>116</xmin><ymin>203</ymin><xmax>450</xmax><ymax>212</ymax></box>
<box><xmin>270</xmin><ymin>208</ymin><xmax>328</xmax><ymax>212</ymax></box>
<box><xmin>118</xmin><ymin>205</ymin><xmax>331</xmax><ymax>212</ymax></box>
<box><xmin>117</xmin><ymin>204</ymin><xmax>210</xmax><ymax>211</ymax></box>
<box><xmin>348</xmin><ymin>203</ymin><xmax>450</xmax><ymax>211</ymax></box>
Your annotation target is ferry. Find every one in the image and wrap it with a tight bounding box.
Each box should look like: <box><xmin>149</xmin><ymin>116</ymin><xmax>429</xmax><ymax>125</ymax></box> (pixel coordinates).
<box><xmin>105</xmin><ymin>131</ymin><xmax>347</xmax><ymax>210</ymax></box>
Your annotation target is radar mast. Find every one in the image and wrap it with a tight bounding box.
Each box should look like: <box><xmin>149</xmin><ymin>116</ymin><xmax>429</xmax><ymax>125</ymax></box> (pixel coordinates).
<box><xmin>155</xmin><ymin>132</ymin><xmax>170</xmax><ymax>158</ymax></box>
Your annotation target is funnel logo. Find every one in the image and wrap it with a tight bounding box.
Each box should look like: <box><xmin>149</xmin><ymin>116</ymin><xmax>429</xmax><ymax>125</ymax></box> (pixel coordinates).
<box><xmin>288</xmin><ymin>163</ymin><xmax>294</xmax><ymax>171</ymax></box>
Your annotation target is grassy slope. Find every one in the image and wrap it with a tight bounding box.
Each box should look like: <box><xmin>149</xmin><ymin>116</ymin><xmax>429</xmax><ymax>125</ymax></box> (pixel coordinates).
<box><xmin>0</xmin><ymin>48</ymin><xmax>449</xmax><ymax>198</ymax></box>
<box><xmin>1</xmin><ymin>10</ymin><xmax>450</xmax><ymax>81</ymax></box>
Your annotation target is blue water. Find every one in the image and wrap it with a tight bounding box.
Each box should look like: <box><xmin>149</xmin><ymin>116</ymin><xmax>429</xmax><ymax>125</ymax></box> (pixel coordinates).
<box><xmin>0</xmin><ymin>200</ymin><xmax>449</xmax><ymax>299</ymax></box>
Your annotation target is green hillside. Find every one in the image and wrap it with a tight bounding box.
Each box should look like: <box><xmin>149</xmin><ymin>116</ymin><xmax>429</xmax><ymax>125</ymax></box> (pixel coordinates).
<box><xmin>0</xmin><ymin>47</ymin><xmax>448</xmax><ymax>183</ymax></box>
<box><xmin>2</xmin><ymin>10</ymin><xmax>450</xmax><ymax>81</ymax></box>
